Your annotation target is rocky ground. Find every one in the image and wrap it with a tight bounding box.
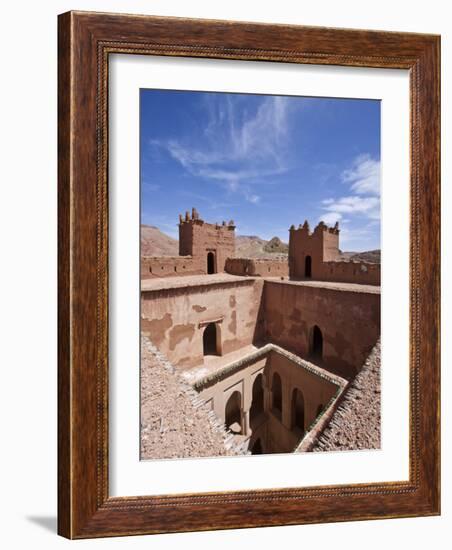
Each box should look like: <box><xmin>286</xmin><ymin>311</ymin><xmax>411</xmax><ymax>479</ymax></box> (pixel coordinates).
<box><xmin>311</xmin><ymin>341</ymin><xmax>381</xmax><ymax>452</ymax></box>
<box><xmin>141</xmin><ymin>336</ymin><xmax>244</xmax><ymax>460</ymax></box>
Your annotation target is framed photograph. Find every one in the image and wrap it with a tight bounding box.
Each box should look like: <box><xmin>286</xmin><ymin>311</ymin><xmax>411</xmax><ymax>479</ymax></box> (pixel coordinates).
<box><xmin>58</xmin><ymin>11</ymin><xmax>440</xmax><ymax>538</ymax></box>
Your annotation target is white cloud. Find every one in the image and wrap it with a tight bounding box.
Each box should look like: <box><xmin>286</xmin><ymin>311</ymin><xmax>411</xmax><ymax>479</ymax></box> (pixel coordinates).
<box><xmin>320</xmin><ymin>154</ymin><xmax>381</xmax><ymax>228</ymax></box>
<box><xmin>341</xmin><ymin>153</ymin><xmax>380</xmax><ymax>196</ymax></box>
<box><xmin>320</xmin><ymin>211</ymin><xmax>342</xmax><ymax>225</ymax></box>
<box><xmin>149</xmin><ymin>95</ymin><xmax>294</xmax><ymax>203</ymax></box>
<box><xmin>322</xmin><ymin>195</ymin><xmax>380</xmax><ymax>220</ymax></box>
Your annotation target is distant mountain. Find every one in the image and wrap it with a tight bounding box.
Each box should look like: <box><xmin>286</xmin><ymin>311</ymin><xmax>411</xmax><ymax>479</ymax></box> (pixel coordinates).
<box><xmin>263</xmin><ymin>236</ymin><xmax>289</xmax><ymax>255</ymax></box>
<box><xmin>339</xmin><ymin>249</ymin><xmax>381</xmax><ymax>264</ymax></box>
<box><xmin>141</xmin><ymin>225</ymin><xmax>380</xmax><ymax>263</ymax></box>
<box><xmin>141</xmin><ymin>225</ymin><xmax>178</xmax><ymax>256</ymax></box>
<box><xmin>235</xmin><ymin>235</ymin><xmax>289</xmax><ymax>258</ymax></box>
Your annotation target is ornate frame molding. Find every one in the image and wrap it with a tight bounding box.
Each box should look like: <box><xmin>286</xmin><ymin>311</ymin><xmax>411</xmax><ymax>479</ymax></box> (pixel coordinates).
<box><xmin>58</xmin><ymin>11</ymin><xmax>440</xmax><ymax>538</ymax></box>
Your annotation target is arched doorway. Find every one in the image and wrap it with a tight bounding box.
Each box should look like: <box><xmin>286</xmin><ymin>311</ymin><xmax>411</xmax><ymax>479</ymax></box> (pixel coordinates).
<box><xmin>207</xmin><ymin>251</ymin><xmax>216</xmax><ymax>274</ymax></box>
<box><xmin>310</xmin><ymin>325</ymin><xmax>323</xmax><ymax>359</ymax></box>
<box><xmin>225</xmin><ymin>391</ymin><xmax>242</xmax><ymax>434</ymax></box>
<box><xmin>305</xmin><ymin>255</ymin><xmax>312</xmax><ymax>277</ymax></box>
<box><xmin>250</xmin><ymin>374</ymin><xmax>264</xmax><ymax>429</ymax></box>
<box><xmin>251</xmin><ymin>438</ymin><xmax>263</xmax><ymax>455</ymax></box>
<box><xmin>203</xmin><ymin>323</ymin><xmax>218</xmax><ymax>356</ymax></box>
<box><xmin>291</xmin><ymin>388</ymin><xmax>305</xmax><ymax>433</ymax></box>
<box><xmin>271</xmin><ymin>372</ymin><xmax>282</xmax><ymax>418</ymax></box>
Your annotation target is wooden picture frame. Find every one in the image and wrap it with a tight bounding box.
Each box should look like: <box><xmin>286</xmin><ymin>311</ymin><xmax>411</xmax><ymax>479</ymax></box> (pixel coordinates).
<box><xmin>58</xmin><ymin>11</ymin><xmax>440</xmax><ymax>539</ymax></box>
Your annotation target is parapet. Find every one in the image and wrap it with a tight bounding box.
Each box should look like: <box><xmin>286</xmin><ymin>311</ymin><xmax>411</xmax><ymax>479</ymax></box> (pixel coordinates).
<box><xmin>225</xmin><ymin>257</ymin><xmax>289</xmax><ymax>278</ymax></box>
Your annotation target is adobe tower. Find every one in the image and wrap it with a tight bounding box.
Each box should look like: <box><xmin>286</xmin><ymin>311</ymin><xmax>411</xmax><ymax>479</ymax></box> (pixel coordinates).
<box><xmin>289</xmin><ymin>220</ymin><xmax>340</xmax><ymax>279</ymax></box>
<box><xmin>178</xmin><ymin>207</ymin><xmax>236</xmax><ymax>274</ymax></box>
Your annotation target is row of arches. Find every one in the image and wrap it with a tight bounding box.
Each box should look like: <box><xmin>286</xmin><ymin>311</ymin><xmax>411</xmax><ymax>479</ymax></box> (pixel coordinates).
<box><xmin>271</xmin><ymin>373</ymin><xmax>306</xmax><ymax>432</ymax></box>
<box><xmin>223</xmin><ymin>366</ymin><xmax>326</xmax><ymax>453</ymax></box>
<box><xmin>225</xmin><ymin>371</ymin><xmax>324</xmax><ymax>437</ymax></box>
<box><xmin>271</xmin><ymin>372</ymin><xmax>324</xmax><ymax>433</ymax></box>
<box><xmin>224</xmin><ymin>373</ymin><xmax>265</xmax><ymax>436</ymax></box>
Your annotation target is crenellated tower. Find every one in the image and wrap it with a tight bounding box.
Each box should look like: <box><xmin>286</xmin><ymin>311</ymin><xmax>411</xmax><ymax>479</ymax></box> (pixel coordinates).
<box><xmin>289</xmin><ymin>220</ymin><xmax>340</xmax><ymax>279</ymax></box>
<box><xmin>178</xmin><ymin>208</ymin><xmax>235</xmax><ymax>274</ymax></box>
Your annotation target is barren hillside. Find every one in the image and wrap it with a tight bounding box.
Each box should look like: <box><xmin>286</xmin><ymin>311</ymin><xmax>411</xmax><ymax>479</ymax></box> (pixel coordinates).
<box><xmin>141</xmin><ymin>225</ymin><xmax>178</xmax><ymax>256</ymax></box>
<box><xmin>339</xmin><ymin>250</ymin><xmax>381</xmax><ymax>264</ymax></box>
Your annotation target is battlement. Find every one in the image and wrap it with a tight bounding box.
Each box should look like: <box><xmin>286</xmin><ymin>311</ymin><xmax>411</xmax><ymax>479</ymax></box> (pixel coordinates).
<box><xmin>178</xmin><ymin>207</ymin><xmax>235</xmax><ymax>231</ymax></box>
<box><xmin>289</xmin><ymin>220</ymin><xmax>340</xmax><ymax>236</ymax></box>
<box><xmin>177</xmin><ymin>208</ymin><xmax>236</xmax><ymax>272</ymax></box>
<box><xmin>289</xmin><ymin>219</ymin><xmax>379</xmax><ymax>285</ymax></box>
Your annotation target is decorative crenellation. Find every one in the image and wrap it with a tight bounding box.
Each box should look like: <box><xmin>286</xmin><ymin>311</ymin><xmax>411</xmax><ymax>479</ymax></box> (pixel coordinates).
<box><xmin>290</xmin><ymin>219</ymin><xmax>339</xmax><ymax>235</ymax></box>
<box><xmin>178</xmin><ymin>208</ymin><xmax>235</xmax><ymax>231</ymax></box>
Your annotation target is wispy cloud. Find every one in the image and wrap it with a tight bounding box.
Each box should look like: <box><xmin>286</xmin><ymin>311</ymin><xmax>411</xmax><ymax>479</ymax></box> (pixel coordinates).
<box><xmin>150</xmin><ymin>95</ymin><xmax>294</xmax><ymax>203</ymax></box>
<box><xmin>322</xmin><ymin>195</ymin><xmax>380</xmax><ymax>220</ymax></box>
<box><xmin>319</xmin><ymin>154</ymin><xmax>380</xmax><ymax>224</ymax></box>
<box><xmin>342</xmin><ymin>154</ymin><xmax>380</xmax><ymax>196</ymax></box>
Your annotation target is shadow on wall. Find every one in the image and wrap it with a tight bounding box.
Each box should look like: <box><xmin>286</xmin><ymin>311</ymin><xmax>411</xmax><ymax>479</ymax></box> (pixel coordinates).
<box><xmin>252</xmin><ymin>284</ymin><xmax>267</xmax><ymax>347</ymax></box>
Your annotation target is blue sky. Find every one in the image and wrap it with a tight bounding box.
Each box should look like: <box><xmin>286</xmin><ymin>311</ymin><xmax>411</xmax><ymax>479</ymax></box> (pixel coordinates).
<box><xmin>140</xmin><ymin>89</ymin><xmax>380</xmax><ymax>251</ymax></box>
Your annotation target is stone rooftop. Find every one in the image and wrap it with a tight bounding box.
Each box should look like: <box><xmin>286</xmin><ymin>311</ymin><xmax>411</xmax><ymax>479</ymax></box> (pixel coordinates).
<box><xmin>310</xmin><ymin>340</ymin><xmax>381</xmax><ymax>452</ymax></box>
<box><xmin>141</xmin><ymin>273</ymin><xmax>380</xmax><ymax>295</ymax></box>
<box><xmin>140</xmin><ymin>335</ymin><xmax>247</xmax><ymax>460</ymax></box>
<box><xmin>141</xmin><ymin>273</ymin><xmax>256</xmax><ymax>292</ymax></box>
<box><xmin>267</xmin><ymin>279</ymin><xmax>381</xmax><ymax>294</ymax></box>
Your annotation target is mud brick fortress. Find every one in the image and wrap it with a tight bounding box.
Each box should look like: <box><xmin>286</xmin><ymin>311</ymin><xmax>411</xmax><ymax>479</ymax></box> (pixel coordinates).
<box><xmin>141</xmin><ymin>209</ymin><xmax>381</xmax><ymax>459</ymax></box>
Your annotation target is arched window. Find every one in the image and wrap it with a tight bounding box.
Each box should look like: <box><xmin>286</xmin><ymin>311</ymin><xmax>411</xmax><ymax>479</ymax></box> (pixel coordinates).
<box><xmin>291</xmin><ymin>388</ymin><xmax>305</xmax><ymax>433</ymax></box>
<box><xmin>305</xmin><ymin>255</ymin><xmax>312</xmax><ymax>277</ymax></box>
<box><xmin>203</xmin><ymin>323</ymin><xmax>218</xmax><ymax>356</ymax></box>
<box><xmin>250</xmin><ymin>374</ymin><xmax>264</xmax><ymax>429</ymax></box>
<box><xmin>207</xmin><ymin>252</ymin><xmax>216</xmax><ymax>274</ymax></box>
<box><xmin>271</xmin><ymin>372</ymin><xmax>282</xmax><ymax>418</ymax></box>
<box><xmin>225</xmin><ymin>391</ymin><xmax>242</xmax><ymax>434</ymax></box>
<box><xmin>310</xmin><ymin>325</ymin><xmax>323</xmax><ymax>359</ymax></box>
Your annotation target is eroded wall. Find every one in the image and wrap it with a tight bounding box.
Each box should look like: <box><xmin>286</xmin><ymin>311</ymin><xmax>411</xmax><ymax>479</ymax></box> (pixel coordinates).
<box><xmin>264</xmin><ymin>281</ymin><xmax>380</xmax><ymax>379</ymax></box>
<box><xmin>141</xmin><ymin>256</ymin><xmax>203</xmax><ymax>279</ymax></box>
<box><xmin>225</xmin><ymin>258</ymin><xmax>289</xmax><ymax>278</ymax></box>
<box><xmin>141</xmin><ymin>278</ymin><xmax>265</xmax><ymax>368</ymax></box>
